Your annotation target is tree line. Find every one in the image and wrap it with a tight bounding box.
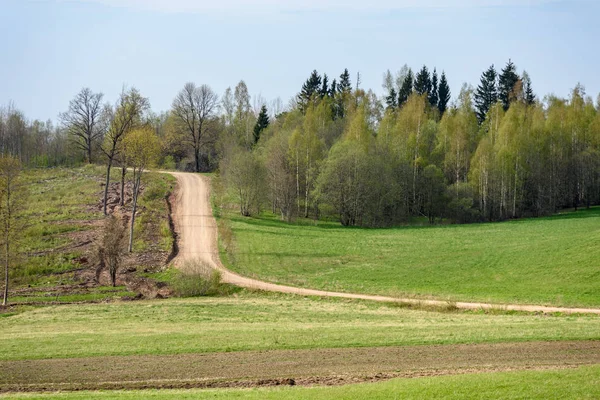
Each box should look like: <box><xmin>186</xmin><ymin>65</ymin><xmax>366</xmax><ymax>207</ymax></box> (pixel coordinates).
<box><xmin>0</xmin><ymin>60</ymin><xmax>599</xmax><ymax>229</ymax></box>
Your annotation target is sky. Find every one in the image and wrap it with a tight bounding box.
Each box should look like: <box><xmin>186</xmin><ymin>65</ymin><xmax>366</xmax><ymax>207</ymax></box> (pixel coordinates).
<box><xmin>0</xmin><ymin>0</ymin><xmax>598</xmax><ymax>122</ymax></box>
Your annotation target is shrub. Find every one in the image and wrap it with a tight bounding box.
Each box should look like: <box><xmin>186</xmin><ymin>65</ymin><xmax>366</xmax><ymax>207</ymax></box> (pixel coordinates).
<box><xmin>171</xmin><ymin>260</ymin><xmax>222</xmax><ymax>297</ymax></box>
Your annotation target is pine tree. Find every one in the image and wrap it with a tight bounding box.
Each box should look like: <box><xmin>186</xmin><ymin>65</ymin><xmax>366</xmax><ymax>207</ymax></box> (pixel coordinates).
<box><xmin>498</xmin><ymin>60</ymin><xmax>520</xmax><ymax>111</ymax></box>
<box><xmin>320</xmin><ymin>74</ymin><xmax>329</xmax><ymax>98</ymax></box>
<box><xmin>386</xmin><ymin>88</ymin><xmax>398</xmax><ymax>109</ymax></box>
<box><xmin>474</xmin><ymin>65</ymin><xmax>498</xmax><ymax>123</ymax></box>
<box><xmin>429</xmin><ymin>68</ymin><xmax>439</xmax><ymax>108</ymax></box>
<box><xmin>414</xmin><ymin>65</ymin><xmax>432</xmax><ymax>96</ymax></box>
<box><xmin>398</xmin><ymin>68</ymin><xmax>414</xmax><ymax>107</ymax></box>
<box><xmin>437</xmin><ymin>71</ymin><xmax>451</xmax><ymax>115</ymax></box>
<box><xmin>253</xmin><ymin>104</ymin><xmax>269</xmax><ymax>144</ymax></box>
<box><xmin>521</xmin><ymin>70</ymin><xmax>535</xmax><ymax>105</ymax></box>
<box><xmin>297</xmin><ymin>70</ymin><xmax>322</xmax><ymax>113</ymax></box>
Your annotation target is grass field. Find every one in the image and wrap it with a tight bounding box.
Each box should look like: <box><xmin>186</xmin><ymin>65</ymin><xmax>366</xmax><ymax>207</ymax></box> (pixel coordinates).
<box><xmin>218</xmin><ymin>203</ymin><xmax>600</xmax><ymax>307</ymax></box>
<box><xmin>2</xmin><ymin>294</ymin><xmax>599</xmax><ymax>361</ymax></box>
<box><xmin>4</xmin><ymin>365</ymin><xmax>600</xmax><ymax>399</ymax></box>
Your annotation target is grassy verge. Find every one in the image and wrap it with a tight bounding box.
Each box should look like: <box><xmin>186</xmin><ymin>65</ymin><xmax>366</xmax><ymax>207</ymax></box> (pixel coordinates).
<box><xmin>1</xmin><ymin>294</ymin><xmax>599</xmax><ymax>361</ymax></box>
<box><xmin>213</xmin><ymin>172</ymin><xmax>600</xmax><ymax>307</ymax></box>
<box><xmin>4</xmin><ymin>365</ymin><xmax>600</xmax><ymax>399</ymax></box>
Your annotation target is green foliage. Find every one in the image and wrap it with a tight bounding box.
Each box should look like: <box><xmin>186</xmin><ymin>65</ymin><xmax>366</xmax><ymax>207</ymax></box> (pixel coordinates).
<box><xmin>252</xmin><ymin>104</ymin><xmax>269</xmax><ymax>144</ymax></box>
<box><xmin>170</xmin><ymin>261</ymin><xmax>223</xmax><ymax>297</ymax></box>
<box><xmin>475</xmin><ymin>64</ymin><xmax>498</xmax><ymax>123</ymax></box>
<box><xmin>437</xmin><ymin>71</ymin><xmax>451</xmax><ymax>115</ymax></box>
<box><xmin>498</xmin><ymin>59</ymin><xmax>520</xmax><ymax>111</ymax></box>
<box><xmin>397</xmin><ymin>68</ymin><xmax>414</xmax><ymax>107</ymax></box>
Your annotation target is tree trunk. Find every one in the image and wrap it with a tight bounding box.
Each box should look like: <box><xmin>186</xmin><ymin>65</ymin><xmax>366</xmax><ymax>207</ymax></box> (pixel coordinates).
<box><xmin>128</xmin><ymin>173</ymin><xmax>140</xmax><ymax>253</ymax></box>
<box><xmin>103</xmin><ymin>159</ymin><xmax>113</xmax><ymax>216</ymax></box>
<box><xmin>195</xmin><ymin>148</ymin><xmax>201</xmax><ymax>173</ymax></box>
<box><xmin>2</xmin><ymin>240</ymin><xmax>8</xmax><ymax>306</ymax></box>
<box><xmin>120</xmin><ymin>167</ymin><xmax>126</xmax><ymax>206</ymax></box>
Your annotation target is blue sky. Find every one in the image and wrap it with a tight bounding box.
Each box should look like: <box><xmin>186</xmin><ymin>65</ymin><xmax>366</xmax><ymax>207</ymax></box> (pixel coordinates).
<box><xmin>0</xmin><ymin>0</ymin><xmax>598</xmax><ymax>122</ymax></box>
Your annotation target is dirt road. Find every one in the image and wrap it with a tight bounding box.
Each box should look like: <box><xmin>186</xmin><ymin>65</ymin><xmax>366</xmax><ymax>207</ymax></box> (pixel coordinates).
<box><xmin>170</xmin><ymin>172</ymin><xmax>600</xmax><ymax>315</ymax></box>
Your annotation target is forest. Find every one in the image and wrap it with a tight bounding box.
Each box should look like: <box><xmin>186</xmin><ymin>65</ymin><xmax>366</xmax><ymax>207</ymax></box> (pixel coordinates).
<box><xmin>2</xmin><ymin>60</ymin><xmax>600</xmax><ymax>227</ymax></box>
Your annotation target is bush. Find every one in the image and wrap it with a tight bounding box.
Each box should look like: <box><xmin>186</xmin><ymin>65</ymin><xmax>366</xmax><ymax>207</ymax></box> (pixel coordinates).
<box><xmin>171</xmin><ymin>260</ymin><xmax>222</xmax><ymax>297</ymax></box>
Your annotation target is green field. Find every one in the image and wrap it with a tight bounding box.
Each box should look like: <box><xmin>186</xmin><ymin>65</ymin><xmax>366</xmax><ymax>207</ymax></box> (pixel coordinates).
<box><xmin>2</xmin><ymin>294</ymin><xmax>599</xmax><ymax>361</ymax></box>
<box><xmin>5</xmin><ymin>365</ymin><xmax>600</xmax><ymax>399</ymax></box>
<box><xmin>220</xmin><ymin>206</ymin><xmax>600</xmax><ymax>307</ymax></box>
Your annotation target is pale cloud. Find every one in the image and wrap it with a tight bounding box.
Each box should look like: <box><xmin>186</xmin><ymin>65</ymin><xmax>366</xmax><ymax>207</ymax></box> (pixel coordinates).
<box><xmin>67</xmin><ymin>0</ymin><xmax>568</xmax><ymax>14</ymax></box>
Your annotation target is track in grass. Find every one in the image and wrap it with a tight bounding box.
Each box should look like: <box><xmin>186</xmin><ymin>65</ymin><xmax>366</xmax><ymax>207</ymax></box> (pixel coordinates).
<box><xmin>169</xmin><ymin>171</ymin><xmax>600</xmax><ymax>314</ymax></box>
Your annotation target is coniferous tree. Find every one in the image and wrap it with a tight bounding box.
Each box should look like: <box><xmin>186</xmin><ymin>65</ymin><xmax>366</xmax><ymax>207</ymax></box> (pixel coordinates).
<box><xmin>339</xmin><ymin>69</ymin><xmax>352</xmax><ymax>93</ymax></box>
<box><xmin>297</xmin><ymin>70</ymin><xmax>322</xmax><ymax>113</ymax></box>
<box><xmin>498</xmin><ymin>60</ymin><xmax>520</xmax><ymax>111</ymax></box>
<box><xmin>329</xmin><ymin>79</ymin><xmax>337</xmax><ymax>98</ymax></box>
<box><xmin>521</xmin><ymin>71</ymin><xmax>535</xmax><ymax>105</ymax></box>
<box><xmin>474</xmin><ymin>65</ymin><xmax>498</xmax><ymax>123</ymax></box>
<box><xmin>253</xmin><ymin>104</ymin><xmax>269</xmax><ymax>144</ymax></box>
<box><xmin>320</xmin><ymin>74</ymin><xmax>329</xmax><ymax>98</ymax></box>
<box><xmin>398</xmin><ymin>68</ymin><xmax>414</xmax><ymax>107</ymax></box>
<box><xmin>437</xmin><ymin>72</ymin><xmax>451</xmax><ymax>115</ymax></box>
<box><xmin>414</xmin><ymin>65</ymin><xmax>432</xmax><ymax>96</ymax></box>
<box><xmin>385</xmin><ymin>88</ymin><xmax>398</xmax><ymax>109</ymax></box>
<box><xmin>429</xmin><ymin>69</ymin><xmax>439</xmax><ymax>109</ymax></box>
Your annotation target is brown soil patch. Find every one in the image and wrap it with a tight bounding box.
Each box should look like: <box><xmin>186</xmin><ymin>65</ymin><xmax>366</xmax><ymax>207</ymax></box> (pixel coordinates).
<box><xmin>1</xmin><ymin>341</ymin><xmax>599</xmax><ymax>392</ymax></box>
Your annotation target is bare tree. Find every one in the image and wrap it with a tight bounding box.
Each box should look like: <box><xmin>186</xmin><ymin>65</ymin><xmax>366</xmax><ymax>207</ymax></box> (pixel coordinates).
<box><xmin>98</xmin><ymin>213</ymin><xmax>126</xmax><ymax>287</ymax></box>
<box><xmin>60</xmin><ymin>88</ymin><xmax>105</xmax><ymax>163</ymax></box>
<box><xmin>101</xmin><ymin>87</ymin><xmax>149</xmax><ymax>216</ymax></box>
<box><xmin>0</xmin><ymin>156</ymin><xmax>25</xmax><ymax>305</ymax></box>
<box><xmin>171</xmin><ymin>83</ymin><xmax>219</xmax><ymax>172</ymax></box>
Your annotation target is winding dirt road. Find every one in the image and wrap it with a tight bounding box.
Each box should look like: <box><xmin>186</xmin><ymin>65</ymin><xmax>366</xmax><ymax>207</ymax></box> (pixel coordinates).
<box><xmin>169</xmin><ymin>171</ymin><xmax>600</xmax><ymax>315</ymax></box>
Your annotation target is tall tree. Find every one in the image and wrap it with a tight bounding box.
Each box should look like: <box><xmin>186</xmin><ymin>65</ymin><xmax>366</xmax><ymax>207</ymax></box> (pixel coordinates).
<box><xmin>437</xmin><ymin>72</ymin><xmax>451</xmax><ymax>115</ymax></box>
<box><xmin>123</xmin><ymin>127</ymin><xmax>160</xmax><ymax>252</ymax></box>
<box><xmin>297</xmin><ymin>70</ymin><xmax>322</xmax><ymax>113</ymax></box>
<box><xmin>521</xmin><ymin>71</ymin><xmax>536</xmax><ymax>105</ymax></box>
<box><xmin>398</xmin><ymin>68</ymin><xmax>414</xmax><ymax>107</ymax></box>
<box><xmin>233</xmin><ymin>81</ymin><xmax>254</xmax><ymax>147</ymax></box>
<box><xmin>102</xmin><ymin>87</ymin><xmax>149</xmax><ymax>216</ymax></box>
<box><xmin>429</xmin><ymin>69</ymin><xmax>439</xmax><ymax>109</ymax></box>
<box><xmin>253</xmin><ymin>104</ymin><xmax>270</xmax><ymax>144</ymax></box>
<box><xmin>414</xmin><ymin>65</ymin><xmax>432</xmax><ymax>96</ymax></box>
<box><xmin>171</xmin><ymin>82</ymin><xmax>219</xmax><ymax>172</ymax></box>
<box><xmin>60</xmin><ymin>88</ymin><xmax>105</xmax><ymax>163</ymax></box>
<box><xmin>474</xmin><ymin>65</ymin><xmax>498</xmax><ymax>124</ymax></box>
<box><xmin>320</xmin><ymin>74</ymin><xmax>329</xmax><ymax>98</ymax></box>
<box><xmin>0</xmin><ymin>155</ymin><xmax>24</xmax><ymax>306</ymax></box>
<box><xmin>498</xmin><ymin>59</ymin><xmax>520</xmax><ymax>111</ymax></box>
<box><xmin>338</xmin><ymin>69</ymin><xmax>352</xmax><ymax>93</ymax></box>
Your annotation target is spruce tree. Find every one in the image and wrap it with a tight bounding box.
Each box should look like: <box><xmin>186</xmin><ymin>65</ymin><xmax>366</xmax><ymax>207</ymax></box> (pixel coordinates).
<box><xmin>253</xmin><ymin>104</ymin><xmax>269</xmax><ymax>144</ymax></box>
<box><xmin>429</xmin><ymin>68</ymin><xmax>439</xmax><ymax>108</ymax></box>
<box><xmin>521</xmin><ymin>71</ymin><xmax>535</xmax><ymax>105</ymax></box>
<box><xmin>414</xmin><ymin>65</ymin><xmax>432</xmax><ymax>96</ymax></box>
<box><xmin>339</xmin><ymin>68</ymin><xmax>352</xmax><ymax>93</ymax></box>
<box><xmin>329</xmin><ymin>79</ymin><xmax>337</xmax><ymax>98</ymax></box>
<box><xmin>398</xmin><ymin>68</ymin><xmax>414</xmax><ymax>107</ymax></box>
<box><xmin>437</xmin><ymin>71</ymin><xmax>451</xmax><ymax>115</ymax></box>
<box><xmin>474</xmin><ymin>65</ymin><xmax>498</xmax><ymax>123</ymax></box>
<box><xmin>297</xmin><ymin>70</ymin><xmax>322</xmax><ymax>113</ymax></box>
<box><xmin>320</xmin><ymin>74</ymin><xmax>329</xmax><ymax>98</ymax></box>
<box><xmin>498</xmin><ymin>59</ymin><xmax>520</xmax><ymax>111</ymax></box>
<box><xmin>386</xmin><ymin>87</ymin><xmax>398</xmax><ymax>109</ymax></box>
